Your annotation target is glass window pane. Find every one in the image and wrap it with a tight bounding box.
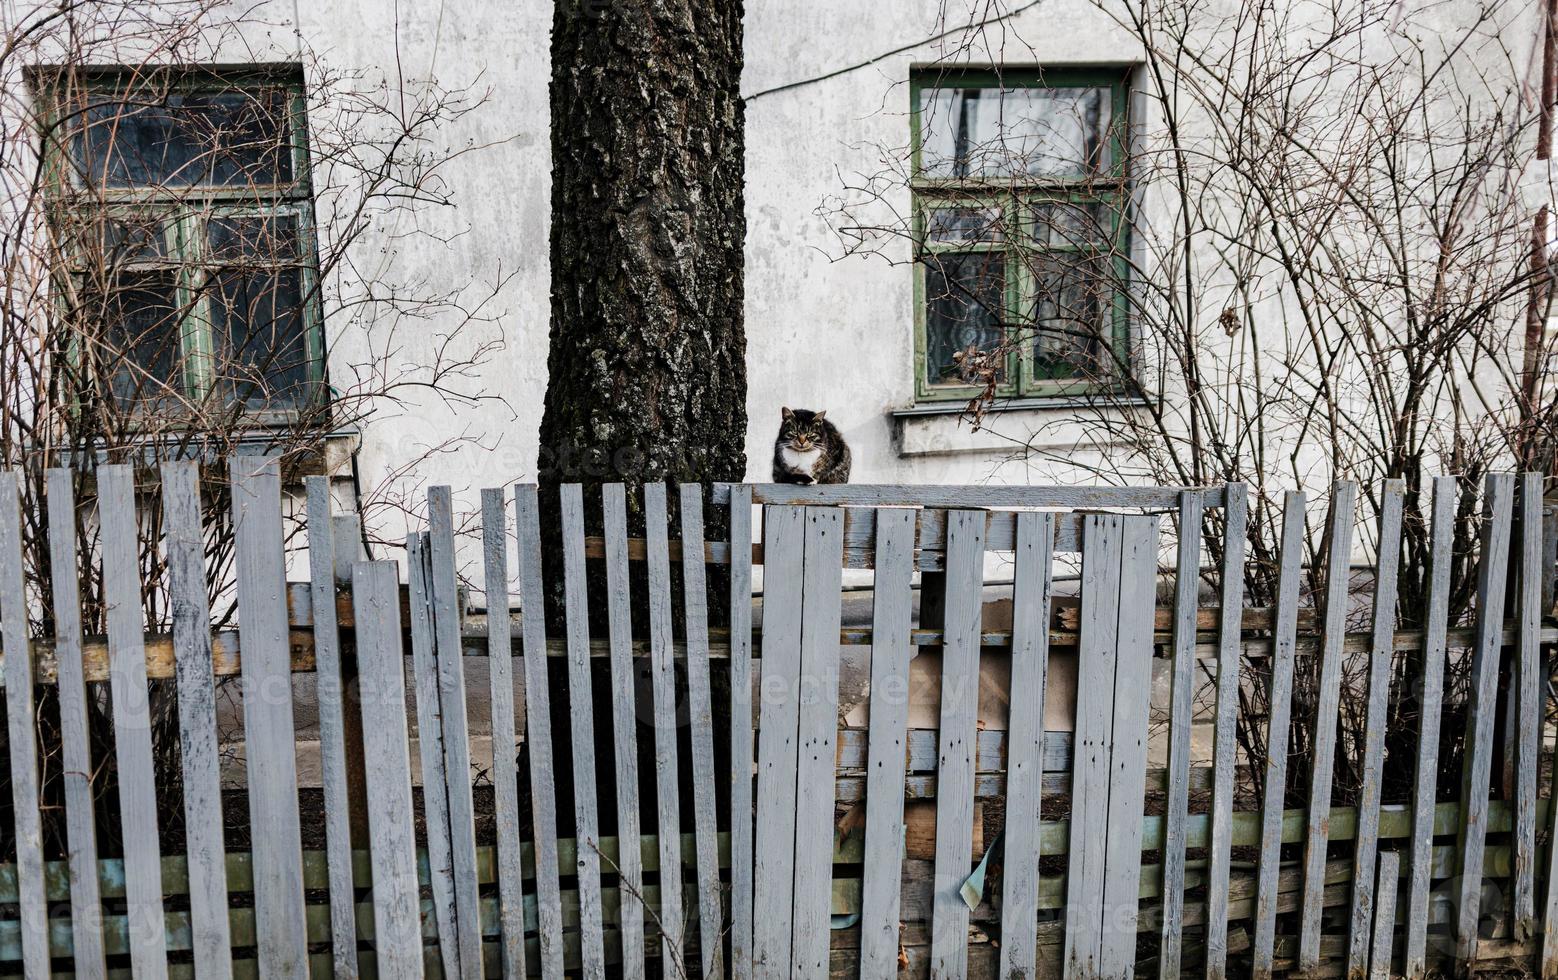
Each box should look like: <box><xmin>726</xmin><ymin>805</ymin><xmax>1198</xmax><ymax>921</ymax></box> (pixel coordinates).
<box><xmin>208</xmin><ymin>214</ymin><xmax>300</xmax><ymax>262</ymax></box>
<box><xmin>918</xmin><ymin>85</ymin><xmax>1112</xmax><ymax>179</ymax></box>
<box><xmin>1032</xmin><ymin>254</ymin><xmax>1111</xmax><ymax>376</ymax></box>
<box><xmin>924</xmin><ymin>250</ymin><xmax>1006</xmax><ymax>387</ymax></box>
<box><xmin>209</xmin><ymin>266</ymin><xmax>310</xmax><ymax>408</ymax></box>
<box><xmin>72</xmin><ymin>89</ymin><xmax>293</xmax><ymax>189</ymax></box>
<box><xmin>1031</xmin><ymin>201</ymin><xmax>1110</xmax><ymax>248</ymax></box>
<box><xmin>85</xmin><ymin>270</ymin><xmax>185</xmax><ymax>408</ymax></box>
<box><xmin>926</xmin><ymin>205</ymin><xmax>1005</xmax><ymax>244</ymax></box>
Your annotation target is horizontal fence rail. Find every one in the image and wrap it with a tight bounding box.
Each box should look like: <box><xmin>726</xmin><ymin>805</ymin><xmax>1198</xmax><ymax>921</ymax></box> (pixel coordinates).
<box><xmin>0</xmin><ymin>462</ymin><xmax>1551</xmax><ymax>979</ymax></box>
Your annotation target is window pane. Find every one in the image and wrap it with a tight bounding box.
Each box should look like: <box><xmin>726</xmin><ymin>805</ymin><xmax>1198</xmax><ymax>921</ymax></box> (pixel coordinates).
<box><xmin>926</xmin><ymin>206</ymin><xmax>1005</xmax><ymax>244</ymax></box>
<box><xmin>72</xmin><ymin>89</ymin><xmax>293</xmax><ymax>189</ymax></box>
<box><xmin>924</xmin><ymin>251</ymin><xmax>1006</xmax><ymax>387</ymax></box>
<box><xmin>209</xmin><ymin>266</ymin><xmax>310</xmax><ymax>408</ymax></box>
<box><xmin>1032</xmin><ymin>254</ymin><xmax>1110</xmax><ymax>376</ymax></box>
<box><xmin>918</xmin><ymin>85</ymin><xmax>1112</xmax><ymax>179</ymax></box>
<box><xmin>85</xmin><ymin>271</ymin><xmax>184</xmax><ymax>408</ymax></box>
<box><xmin>1031</xmin><ymin>201</ymin><xmax>1111</xmax><ymax>248</ymax></box>
<box><xmin>208</xmin><ymin>214</ymin><xmax>300</xmax><ymax>262</ymax></box>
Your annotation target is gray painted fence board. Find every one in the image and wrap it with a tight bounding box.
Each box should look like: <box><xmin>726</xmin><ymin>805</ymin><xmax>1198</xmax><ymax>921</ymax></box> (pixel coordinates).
<box><xmin>645</xmin><ymin>484</ymin><xmax>688</xmax><ymax>973</ymax></box>
<box><xmin>1456</xmin><ymin>473</ymin><xmax>1515</xmax><ymax>963</ymax></box>
<box><xmin>0</xmin><ymin>473</ymin><xmax>48</xmax><ymax>979</ymax></box>
<box><xmin>1407</xmin><ymin>476</ymin><xmax>1456</xmax><ymax>978</ymax></box>
<box><xmin>100</xmin><ymin>466</ymin><xmax>178</xmax><ymax>978</ymax></box>
<box><xmin>929</xmin><ymin>510</ymin><xmax>988</xmax><ymax>979</ymax></box>
<box><xmin>1515</xmin><ymin>471</ymin><xmax>1542</xmax><ymax>936</ymax></box>
<box><xmin>229</xmin><ymin>457</ymin><xmax>307</xmax><ymax>977</ymax></box>
<box><xmin>1253</xmin><ymin>491</ymin><xmax>1307</xmax><ymax>979</ymax></box>
<box><xmin>428</xmin><ymin>486</ymin><xmax>485</xmax><ymax>979</ymax></box>
<box><xmin>1064</xmin><ymin>515</ymin><xmax>1123</xmax><ymax>976</ymax></box>
<box><xmin>1346</xmin><ymin>480</ymin><xmax>1405</xmax><ymax>974</ymax></box>
<box><xmin>1370</xmin><ymin>850</ymin><xmax>1400</xmax><ymax>980</ymax></box>
<box><xmin>679</xmin><ymin>485</ymin><xmax>725</xmax><ymax>979</ymax></box>
<box><xmin>728</xmin><ymin>484</ymin><xmax>756</xmax><ymax>980</ymax></box>
<box><xmin>513</xmin><ymin>485</ymin><xmax>566</xmax><ymax>980</ymax></box>
<box><xmin>713</xmin><ymin>482</ymin><xmax>1225</xmax><ymax>510</ymax></box>
<box><xmin>1205</xmin><ymin>483</ymin><xmax>1248</xmax><ymax>980</ymax></box>
<box><xmin>1297</xmin><ymin>480</ymin><xmax>1357</xmax><ymax>973</ymax></box>
<box><xmin>752</xmin><ymin>505</ymin><xmax>806</xmax><ymax>980</ymax></box>
<box><xmin>792</xmin><ymin>507</ymin><xmax>846</xmax><ymax>978</ymax></box>
<box><xmin>45</xmin><ymin>468</ymin><xmax>107</xmax><ymax>979</ymax></box>
<box><xmin>560</xmin><ymin>484</ymin><xmax>607</xmax><ymax>979</ymax></box>
<box><xmin>480</xmin><ymin>488</ymin><xmax>527</xmax><ymax>979</ymax></box>
<box><xmin>406</xmin><ymin>531</ymin><xmax>461</xmax><ymax>980</ymax></box>
<box><xmin>350</xmin><ymin>561</ymin><xmax>424</xmax><ymax>977</ymax></box>
<box><xmin>302</xmin><ymin>475</ymin><xmax>358</xmax><ymax>978</ymax></box>
<box><xmin>1098</xmin><ymin>515</ymin><xmax>1161</xmax><ymax>977</ymax></box>
<box><xmin>859</xmin><ymin>508</ymin><xmax>919</xmax><ymax>978</ymax></box>
<box><xmin>602</xmin><ymin>485</ymin><xmax>647</xmax><ymax>980</ymax></box>
<box><xmin>163</xmin><ymin>463</ymin><xmax>234</xmax><ymax>980</ymax></box>
<box><xmin>1159</xmin><ymin>493</ymin><xmax>1204</xmax><ymax>979</ymax></box>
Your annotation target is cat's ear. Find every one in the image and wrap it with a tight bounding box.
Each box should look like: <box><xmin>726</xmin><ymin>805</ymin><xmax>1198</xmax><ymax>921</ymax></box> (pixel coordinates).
<box><xmin>813</xmin><ymin>410</ymin><xmax>827</xmax><ymax>422</ymax></box>
<box><xmin>781</xmin><ymin>406</ymin><xmax>794</xmax><ymax>422</ymax></box>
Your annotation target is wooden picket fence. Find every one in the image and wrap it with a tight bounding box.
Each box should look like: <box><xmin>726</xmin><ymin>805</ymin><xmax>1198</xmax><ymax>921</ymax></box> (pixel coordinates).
<box><xmin>0</xmin><ymin>460</ymin><xmax>1555</xmax><ymax>978</ymax></box>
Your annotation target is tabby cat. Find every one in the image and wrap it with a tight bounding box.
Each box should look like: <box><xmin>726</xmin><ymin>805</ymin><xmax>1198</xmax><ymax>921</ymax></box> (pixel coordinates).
<box><xmin>772</xmin><ymin>407</ymin><xmax>851</xmax><ymax>485</ymax></box>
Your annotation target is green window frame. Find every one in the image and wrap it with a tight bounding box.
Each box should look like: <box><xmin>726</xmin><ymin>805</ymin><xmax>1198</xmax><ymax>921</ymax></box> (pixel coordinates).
<box><xmin>36</xmin><ymin>65</ymin><xmax>326</xmax><ymax>421</ymax></box>
<box><xmin>910</xmin><ymin>67</ymin><xmax>1131</xmax><ymax>403</ymax></box>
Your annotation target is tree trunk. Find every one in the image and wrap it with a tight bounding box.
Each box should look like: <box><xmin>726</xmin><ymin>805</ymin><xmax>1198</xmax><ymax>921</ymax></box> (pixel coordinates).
<box><xmin>540</xmin><ymin>0</ymin><xmax>747</xmax><ymax>520</ymax></box>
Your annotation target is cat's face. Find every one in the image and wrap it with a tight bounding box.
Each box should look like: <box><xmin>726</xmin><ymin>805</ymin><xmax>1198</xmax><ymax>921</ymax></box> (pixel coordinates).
<box><xmin>779</xmin><ymin>407</ymin><xmax>828</xmax><ymax>450</ymax></box>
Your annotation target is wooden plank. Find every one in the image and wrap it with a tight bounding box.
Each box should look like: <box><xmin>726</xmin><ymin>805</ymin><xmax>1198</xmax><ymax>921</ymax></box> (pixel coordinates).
<box><xmin>1456</xmin><ymin>472</ymin><xmax>1515</xmax><ymax>964</ymax></box>
<box><xmin>679</xmin><ymin>485</ymin><xmax>725</xmax><ymax>979</ymax></box>
<box><xmin>350</xmin><ymin>561</ymin><xmax>424</xmax><ymax>977</ymax></box>
<box><xmin>428</xmin><ymin>486</ymin><xmax>486</xmax><ymax>979</ymax></box>
<box><xmin>405</xmin><ymin>530</ymin><xmax>461</xmax><ymax>979</ymax></box>
<box><xmin>1206</xmin><ymin>483</ymin><xmax>1248</xmax><ymax>980</ymax></box>
<box><xmin>791</xmin><ymin>507</ymin><xmax>847</xmax><ymax>978</ymax></box>
<box><xmin>45</xmin><ymin>468</ymin><xmax>108</xmax><ymax>979</ymax></box>
<box><xmin>0</xmin><ymin>472</ymin><xmax>48</xmax><ymax>980</ymax></box>
<box><xmin>513</xmin><ymin>485</ymin><xmax>566</xmax><ymax>980</ymax></box>
<box><xmin>645</xmin><ymin>483</ymin><xmax>688</xmax><ymax>974</ymax></box>
<box><xmin>929</xmin><ymin>510</ymin><xmax>988</xmax><ymax>979</ymax></box>
<box><xmin>1346</xmin><ymin>480</ymin><xmax>1406</xmax><ymax>974</ymax></box>
<box><xmin>1064</xmin><ymin>514</ymin><xmax>1124</xmax><ymax>976</ymax></box>
<box><xmin>713</xmin><ymin>482</ymin><xmax>1224</xmax><ymax>510</ymax></box>
<box><xmin>98</xmin><ymin>464</ymin><xmax>170</xmax><ymax>979</ymax></box>
<box><xmin>1252</xmin><ymin>490</ymin><xmax>1307</xmax><ymax>979</ymax></box>
<box><xmin>560</xmin><ymin>484</ymin><xmax>607</xmax><ymax>979</ymax></box>
<box><xmin>481</xmin><ymin>488</ymin><xmax>527</xmax><ymax>979</ymax></box>
<box><xmin>1158</xmin><ymin>493</ymin><xmax>1204</xmax><ymax>979</ymax></box>
<box><xmin>1369</xmin><ymin>851</ymin><xmax>1399</xmax><ymax>980</ymax></box>
<box><xmin>228</xmin><ymin>456</ymin><xmax>307</xmax><ymax>978</ymax></box>
<box><xmin>162</xmin><ymin>463</ymin><xmax>234</xmax><ymax>980</ymax></box>
<box><xmin>859</xmin><ymin>508</ymin><xmax>921</xmax><ymax>978</ymax></box>
<box><xmin>601</xmin><ymin>485</ymin><xmax>646</xmax><ymax>980</ymax></box>
<box><xmin>1098</xmin><ymin>515</ymin><xmax>1162</xmax><ymax>976</ymax></box>
<box><xmin>1296</xmin><ymin>480</ymin><xmax>1357</xmax><ymax>973</ymax></box>
<box><xmin>1515</xmin><ymin>472</ymin><xmax>1543</xmax><ymax>937</ymax></box>
<box><xmin>728</xmin><ymin>484</ymin><xmax>756</xmax><ymax>980</ymax></box>
<box><xmin>1406</xmin><ymin>476</ymin><xmax>1456</xmax><ymax>978</ymax></box>
<box><xmin>752</xmin><ymin>505</ymin><xmax>806</xmax><ymax>979</ymax></box>
<box><xmin>302</xmin><ymin>475</ymin><xmax>358</xmax><ymax>978</ymax></box>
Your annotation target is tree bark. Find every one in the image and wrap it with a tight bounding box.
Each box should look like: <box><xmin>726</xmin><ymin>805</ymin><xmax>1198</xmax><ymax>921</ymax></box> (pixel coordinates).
<box><xmin>540</xmin><ymin>0</ymin><xmax>747</xmax><ymax>520</ymax></box>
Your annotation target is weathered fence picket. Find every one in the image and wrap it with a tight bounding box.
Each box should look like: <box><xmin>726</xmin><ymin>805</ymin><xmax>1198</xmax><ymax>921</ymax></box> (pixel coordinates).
<box><xmin>1345</xmin><ymin>480</ymin><xmax>1405</xmax><ymax>974</ymax></box>
<box><xmin>46</xmin><ymin>468</ymin><xmax>108</xmax><ymax>980</ymax></box>
<box><xmin>0</xmin><ymin>465</ymin><xmax>1551</xmax><ymax>979</ymax></box>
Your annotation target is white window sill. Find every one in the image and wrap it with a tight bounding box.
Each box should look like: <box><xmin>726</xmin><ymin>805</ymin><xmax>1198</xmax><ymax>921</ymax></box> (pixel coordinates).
<box><xmin>891</xmin><ymin>396</ymin><xmax>1146</xmax><ymax>457</ymax></box>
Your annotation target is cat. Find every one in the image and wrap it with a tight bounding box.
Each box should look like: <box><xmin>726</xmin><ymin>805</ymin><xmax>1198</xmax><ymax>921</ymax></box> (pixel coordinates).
<box><xmin>772</xmin><ymin>407</ymin><xmax>851</xmax><ymax>485</ymax></box>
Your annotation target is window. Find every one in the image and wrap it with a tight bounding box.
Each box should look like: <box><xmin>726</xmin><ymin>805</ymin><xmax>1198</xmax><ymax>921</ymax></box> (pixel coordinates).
<box><xmin>38</xmin><ymin>66</ymin><xmax>323</xmax><ymax>416</ymax></box>
<box><xmin>911</xmin><ymin>68</ymin><xmax>1129</xmax><ymax>402</ymax></box>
